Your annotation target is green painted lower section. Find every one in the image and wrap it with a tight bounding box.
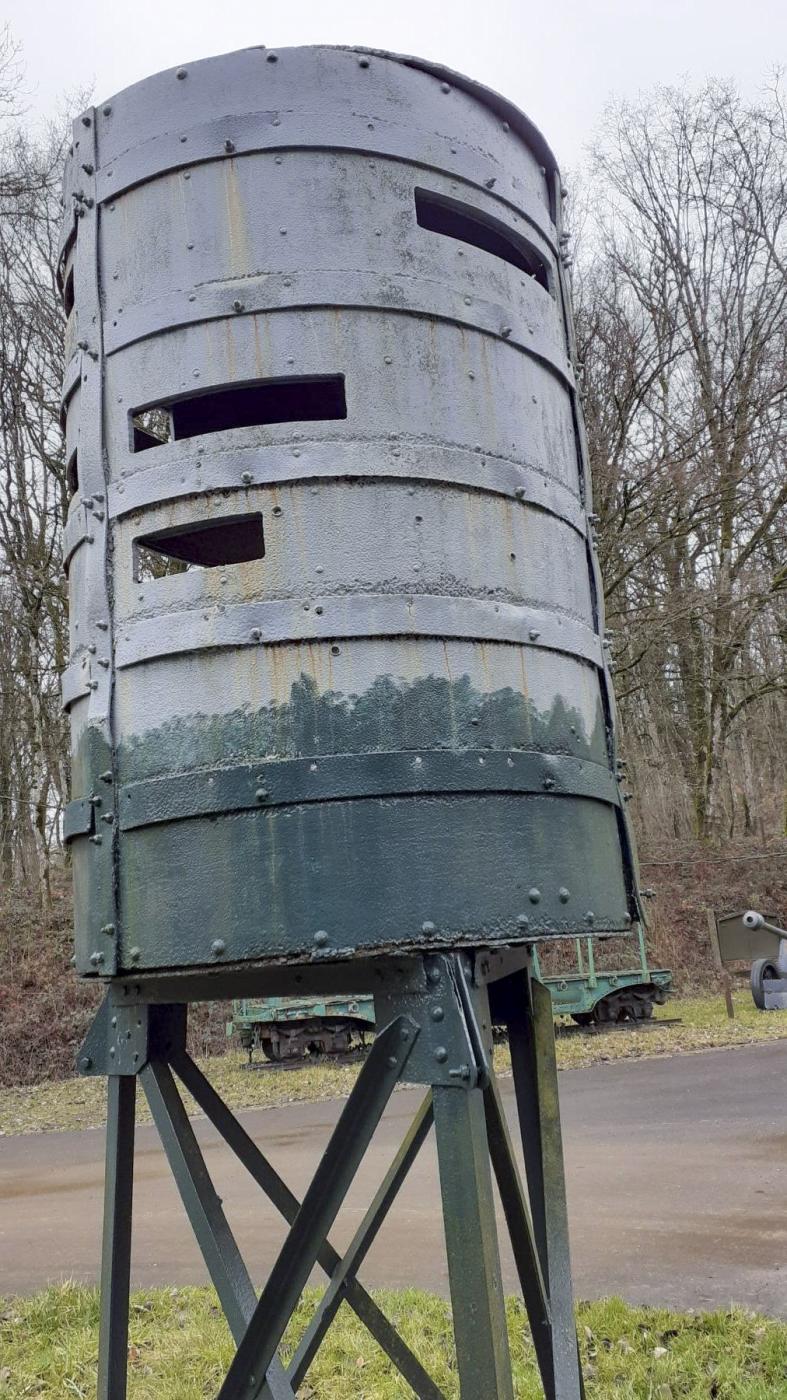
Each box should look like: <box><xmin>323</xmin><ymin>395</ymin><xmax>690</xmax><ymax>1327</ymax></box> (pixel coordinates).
<box><xmin>117</xmin><ymin>792</ymin><xmax>631</xmax><ymax>971</ymax></box>
<box><xmin>68</xmin><ymin>671</ymin><xmax>640</xmax><ymax>977</ymax></box>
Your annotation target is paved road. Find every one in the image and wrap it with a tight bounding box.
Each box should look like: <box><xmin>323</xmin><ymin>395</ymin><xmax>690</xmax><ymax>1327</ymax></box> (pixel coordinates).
<box><xmin>2</xmin><ymin>1042</ymin><xmax>787</xmax><ymax>1314</ymax></box>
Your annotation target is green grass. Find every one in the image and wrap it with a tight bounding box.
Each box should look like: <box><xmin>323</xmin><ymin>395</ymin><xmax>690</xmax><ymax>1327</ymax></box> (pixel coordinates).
<box><xmin>1</xmin><ymin>992</ymin><xmax>784</xmax><ymax>1138</ymax></box>
<box><xmin>1</xmin><ymin>1283</ymin><xmax>786</xmax><ymax>1397</ymax></box>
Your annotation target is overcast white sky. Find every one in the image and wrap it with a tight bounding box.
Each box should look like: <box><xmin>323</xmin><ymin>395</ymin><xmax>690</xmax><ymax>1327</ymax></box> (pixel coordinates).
<box><xmin>6</xmin><ymin>0</ymin><xmax>786</xmax><ymax>170</ymax></box>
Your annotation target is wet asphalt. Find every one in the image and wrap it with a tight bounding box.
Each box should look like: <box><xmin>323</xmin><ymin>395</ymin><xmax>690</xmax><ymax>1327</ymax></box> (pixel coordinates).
<box><xmin>2</xmin><ymin>1041</ymin><xmax>786</xmax><ymax>1314</ymax></box>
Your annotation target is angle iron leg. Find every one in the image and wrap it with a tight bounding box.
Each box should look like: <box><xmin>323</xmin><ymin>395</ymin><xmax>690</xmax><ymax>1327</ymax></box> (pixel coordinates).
<box><xmin>484</xmin><ymin>1072</ymin><xmax>555</xmax><ymax>1399</ymax></box>
<box><xmin>433</xmin><ymin>1083</ymin><xmax>514</xmax><ymax>1400</ymax></box>
<box><xmin>509</xmin><ymin>973</ymin><xmax>584</xmax><ymax>1400</ymax></box>
<box><xmin>97</xmin><ymin>1074</ymin><xmax>136</xmax><ymax>1400</ymax></box>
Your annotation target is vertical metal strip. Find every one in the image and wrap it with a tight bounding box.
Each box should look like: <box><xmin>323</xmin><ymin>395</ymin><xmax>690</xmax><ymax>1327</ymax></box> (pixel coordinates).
<box><xmin>69</xmin><ymin>107</ymin><xmax>120</xmax><ymax>972</ymax></box>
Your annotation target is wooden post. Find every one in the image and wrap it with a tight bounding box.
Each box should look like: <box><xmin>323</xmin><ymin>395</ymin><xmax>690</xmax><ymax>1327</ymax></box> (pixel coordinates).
<box><xmin>706</xmin><ymin>908</ymin><xmax>735</xmax><ymax>1019</ymax></box>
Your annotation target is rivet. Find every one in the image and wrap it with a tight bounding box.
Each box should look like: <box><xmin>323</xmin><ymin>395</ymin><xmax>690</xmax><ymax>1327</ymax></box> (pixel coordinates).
<box><xmin>559</xmin><ymin>887</ymin><xmax>571</xmax><ymax>903</ymax></box>
<box><xmin>542</xmin><ymin>776</ymin><xmax>556</xmax><ymax>791</ymax></box>
<box><xmin>266</xmin><ymin>52</ymin><xmax>278</xmax><ymax>62</ymax></box>
<box><xmin>358</xmin><ymin>56</ymin><xmax>370</xmax><ymax>67</ymax></box>
<box><xmin>427</xmin><ymin>968</ymin><xmax>441</xmax><ymax>985</ymax></box>
<box><xmin>331</xmin><ymin>644</ymin><xmax>340</xmax><ymax>656</ymax></box>
<box><xmin>100</xmin><ymin>770</ymin><xmax>113</xmax><ymax>783</ymax></box>
<box><xmin>275</xmin><ymin>156</ymin><xmax>283</xmax><ymax>164</ymax></box>
<box><xmin>111</xmin><ymin>1017</ymin><xmax>117</xmax><ymax>1028</ymax></box>
<box><xmin>233</xmin><ymin>299</ymin><xmax>244</xmax><ymax>312</ymax></box>
<box><xmin>211</xmin><ymin>939</ymin><xmax>226</xmax><ymax>956</ymax></box>
<box><xmin>272</xmin><ymin>118</ymin><xmax>281</xmax><ymax>127</ymax></box>
<box><xmin>129</xmin><ymin>946</ymin><xmax>141</xmax><ymax>961</ymax></box>
<box><xmin>279</xmin><ymin>227</ymin><xmax>287</xmax><ymax>235</ymax></box>
<box><xmin>387</xmin><ymin>1055</ymin><xmax>398</xmax><ymax>1067</ymax></box>
<box><xmin>89</xmin><ymin>834</ymin><xmax>102</xmax><ymax>845</ymax></box>
<box><xmin>183</xmin><ymin>172</ymin><xmax>191</xmax><ymax>179</ymax></box>
<box><xmin>101</xmin><ymin>923</ymin><xmax>116</xmax><ymax>936</ymax></box>
<box><xmin>81</xmin><ymin>114</ymin><xmax>92</xmax><ymax>127</ymax></box>
<box><xmin>384</xmin><ymin>356</ymin><xmax>392</xmax><ymax>364</ymax></box>
<box><xmin>422</xmin><ymin>920</ymin><xmax>436</xmax><ymax>934</ymax></box>
<box><xmin>502</xmin><ymin>121</ymin><xmax>510</xmax><ymax>132</ymax></box>
<box><xmin>529</xmin><ymin>629</ymin><xmax>541</xmax><ymax>641</ymax></box>
<box><xmin>255</xmin><ymin>788</ymin><xmax>268</xmax><ymax>802</ymax></box>
<box><xmin>315</xmin><ymin>605</ymin><xmax>323</xmax><ymax>615</ymax></box>
<box><xmin>501</xmin><ymin>326</ymin><xmax>513</xmax><ymax>338</ymax></box>
<box><xmin>90</xmin><ymin>950</ymin><xmax>104</xmax><ymax>965</ymax></box>
<box><xmin>431</xmin><ymin>1006</ymin><xmax>444</xmax><ymax>1022</ymax></box>
<box><xmin>224</xmin><ymin>139</ymin><xmax>235</xmax><ymax>153</ymax></box>
<box><xmin>440</xmin><ymin>82</ymin><xmax>451</xmax><ymax>93</ymax></box>
<box><xmin>485</xmin><ymin>177</ymin><xmax>496</xmax><ymax>189</ymax></box>
<box><xmin>516</xmin><ymin>914</ymin><xmax>530</xmax><ymax>929</ymax></box>
<box><xmin>434</xmin><ymin>1047</ymin><xmax>448</xmax><ymax>1063</ymax></box>
<box><xmin>80</xmin><ymin>1055</ymin><xmax>92</xmax><ymax>1070</ymax></box>
<box><xmin>241</xmin><ymin>471</ymin><xmax>253</xmax><ymax>484</ymax></box>
<box><xmin>314</xmin><ymin>930</ymin><xmax>329</xmax><ymax>946</ymax></box>
<box><xmin>102</xmin><ymin>105</ymin><xmax>112</xmax><ymax>116</ymax></box>
<box><xmin>176</xmin><ymin>68</ymin><xmax>187</xmax><ymax>79</ymax></box>
<box><xmin>528</xmin><ymin>888</ymin><xmax>541</xmax><ymax>904</ymax></box>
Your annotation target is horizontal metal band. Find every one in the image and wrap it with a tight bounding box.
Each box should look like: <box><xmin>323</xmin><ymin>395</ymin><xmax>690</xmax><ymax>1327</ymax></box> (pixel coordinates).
<box><xmin>61</xmin><ymin>655</ymin><xmax>94</xmax><ymax>710</ymax></box>
<box><xmin>107</xmin><ymin>437</ymin><xmax>585</xmax><ymax>534</ymax></box>
<box><xmin>118</xmin><ymin>749</ymin><xmax>620</xmax><ymax>831</ymax></box>
<box><xmin>62</xmin><ymin>503</ymin><xmax>91</xmax><ymax>567</ymax></box>
<box><xmin>95</xmin><ymin>114</ymin><xmax>556</xmax><ymax>254</ymax></box>
<box><xmin>63</xmin><ymin>797</ymin><xmax>94</xmax><ymax>842</ymax></box>
<box><xmin>102</xmin><ymin>274</ymin><xmax>569</xmax><ymax>383</ymax></box>
<box><xmin>115</xmin><ymin>593</ymin><xmax>602</xmax><ymax>670</ymax></box>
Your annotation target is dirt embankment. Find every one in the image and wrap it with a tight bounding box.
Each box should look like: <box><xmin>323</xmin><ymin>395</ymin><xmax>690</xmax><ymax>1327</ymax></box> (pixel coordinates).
<box><xmin>1</xmin><ymin>842</ymin><xmax>785</xmax><ymax>1088</ymax></box>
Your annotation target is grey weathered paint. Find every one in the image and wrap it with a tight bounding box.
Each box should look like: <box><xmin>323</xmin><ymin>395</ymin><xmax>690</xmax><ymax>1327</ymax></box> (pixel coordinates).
<box><xmin>61</xmin><ymin>44</ymin><xmax>640</xmax><ymax>977</ymax></box>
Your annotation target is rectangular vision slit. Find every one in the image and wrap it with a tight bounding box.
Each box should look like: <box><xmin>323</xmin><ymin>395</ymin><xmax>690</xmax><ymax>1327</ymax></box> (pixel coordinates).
<box><xmin>414</xmin><ymin>188</ymin><xmax>551</xmax><ymax>291</ymax></box>
<box><xmin>134</xmin><ymin>513</ymin><xmax>265</xmax><ymax>581</ymax></box>
<box><xmin>130</xmin><ymin>375</ymin><xmax>347</xmax><ymax>452</ymax></box>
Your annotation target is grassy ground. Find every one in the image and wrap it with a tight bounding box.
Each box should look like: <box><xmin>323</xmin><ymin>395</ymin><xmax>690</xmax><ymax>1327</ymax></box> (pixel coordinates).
<box><xmin>1</xmin><ymin>1282</ymin><xmax>786</xmax><ymax>1398</ymax></box>
<box><xmin>1</xmin><ymin>992</ymin><xmax>785</xmax><ymax>1138</ymax></box>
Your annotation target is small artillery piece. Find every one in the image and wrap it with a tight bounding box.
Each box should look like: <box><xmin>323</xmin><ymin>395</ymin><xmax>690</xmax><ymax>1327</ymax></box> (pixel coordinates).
<box><xmin>712</xmin><ymin>910</ymin><xmax>787</xmax><ymax>1011</ymax></box>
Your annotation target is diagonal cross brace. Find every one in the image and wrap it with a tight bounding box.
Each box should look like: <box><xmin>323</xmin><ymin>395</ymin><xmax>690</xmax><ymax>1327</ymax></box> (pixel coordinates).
<box><xmin>217</xmin><ymin>1014</ymin><xmax>418</xmax><ymax>1400</ymax></box>
<box><xmin>170</xmin><ymin>1047</ymin><xmax>441</xmax><ymax>1397</ymax></box>
<box><xmin>141</xmin><ymin>1059</ymin><xmax>294</xmax><ymax>1400</ymax></box>
<box><xmin>288</xmin><ymin>1090</ymin><xmax>436</xmax><ymax>1389</ymax></box>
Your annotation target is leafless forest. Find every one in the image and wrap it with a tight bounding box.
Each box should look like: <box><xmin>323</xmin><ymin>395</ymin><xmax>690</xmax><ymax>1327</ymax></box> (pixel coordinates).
<box><xmin>0</xmin><ymin>35</ymin><xmax>784</xmax><ymax>1079</ymax></box>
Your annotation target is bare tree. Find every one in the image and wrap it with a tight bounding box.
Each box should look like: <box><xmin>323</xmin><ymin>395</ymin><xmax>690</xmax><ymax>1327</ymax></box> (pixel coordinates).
<box><xmin>574</xmin><ymin>77</ymin><xmax>787</xmax><ymax>841</ymax></box>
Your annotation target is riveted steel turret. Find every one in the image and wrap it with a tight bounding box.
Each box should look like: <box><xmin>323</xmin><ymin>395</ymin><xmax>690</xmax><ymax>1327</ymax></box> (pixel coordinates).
<box><xmin>60</xmin><ymin>45</ymin><xmax>639</xmax><ymax>976</ymax></box>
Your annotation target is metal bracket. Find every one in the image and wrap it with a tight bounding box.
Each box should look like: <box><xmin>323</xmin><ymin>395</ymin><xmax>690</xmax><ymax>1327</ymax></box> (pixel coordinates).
<box><xmin>374</xmin><ymin>952</ymin><xmax>493</xmax><ymax>1089</ymax></box>
<box><xmin>77</xmin><ymin>996</ymin><xmax>186</xmax><ymax>1076</ymax></box>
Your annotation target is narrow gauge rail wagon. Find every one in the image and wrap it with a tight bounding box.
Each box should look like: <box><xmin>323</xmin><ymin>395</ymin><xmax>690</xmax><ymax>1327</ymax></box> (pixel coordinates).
<box><xmin>230</xmin><ymin>926</ymin><xmax>673</xmax><ymax>1059</ymax></box>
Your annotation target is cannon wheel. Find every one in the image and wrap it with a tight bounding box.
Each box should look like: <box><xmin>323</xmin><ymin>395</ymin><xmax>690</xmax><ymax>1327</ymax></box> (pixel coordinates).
<box><xmin>751</xmin><ymin>958</ymin><xmax>779</xmax><ymax>1011</ymax></box>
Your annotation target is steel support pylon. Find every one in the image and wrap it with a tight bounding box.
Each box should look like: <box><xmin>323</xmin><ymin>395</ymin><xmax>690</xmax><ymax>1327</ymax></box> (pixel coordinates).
<box><xmin>81</xmin><ymin>950</ymin><xmax>584</xmax><ymax>1398</ymax></box>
